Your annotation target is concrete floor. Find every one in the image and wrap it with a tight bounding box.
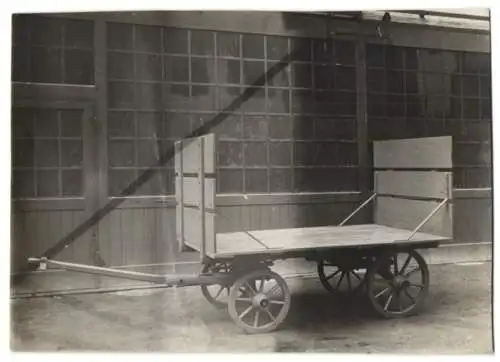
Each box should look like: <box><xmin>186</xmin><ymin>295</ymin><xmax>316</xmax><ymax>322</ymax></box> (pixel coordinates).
<box><xmin>10</xmin><ymin>262</ymin><xmax>493</xmax><ymax>353</ymax></box>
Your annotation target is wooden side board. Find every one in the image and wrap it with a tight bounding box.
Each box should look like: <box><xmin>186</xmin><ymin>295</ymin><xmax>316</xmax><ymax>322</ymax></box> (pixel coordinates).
<box><xmin>375</xmin><ymin>196</ymin><xmax>453</xmax><ymax>238</ymax></box>
<box><xmin>375</xmin><ymin>171</ymin><xmax>452</xmax><ymax>199</ymax></box>
<box><xmin>373</xmin><ymin>136</ymin><xmax>453</xmax><ymax>169</ymax></box>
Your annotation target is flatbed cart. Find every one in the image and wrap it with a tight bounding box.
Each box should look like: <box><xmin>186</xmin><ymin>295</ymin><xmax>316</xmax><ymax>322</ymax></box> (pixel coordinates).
<box><xmin>28</xmin><ymin>135</ymin><xmax>454</xmax><ymax>334</ymax></box>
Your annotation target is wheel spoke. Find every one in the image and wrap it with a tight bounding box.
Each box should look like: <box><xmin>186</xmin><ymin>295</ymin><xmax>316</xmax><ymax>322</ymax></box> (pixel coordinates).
<box><xmin>403</xmin><ymin>267</ymin><xmax>421</xmax><ymax>278</ymax></box>
<box><xmin>404</xmin><ymin>288</ymin><xmax>416</xmax><ymax>304</ymax></box>
<box><xmin>213</xmin><ymin>286</ymin><xmax>224</xmax><ymax>299</ymax></box>
<box><xmin>383</xmin><ymin>291</ymin><xmax>394</xmax><ymax>311</ymax></box>
<box><xmin>374</xmin><ymin>287</ymin><xmax>390</xmax><ymax>299</ymax></box>
<box><xmin>264</xmin><ymin>308</ymin><xmax>276</xmax><ymax>322</ymax></box>
<box><xmin>399</xmin><ymin>254</ymin><xmax>412</xmax><ymax>276</ymax></box>
<box><xmin>397</xmin><ymin>292</ymin><xmax>404</xmax><ymax>311</ymax></box>
<box><xmin>245</xmin><ymin>282</ymin><xmax>257</xmax><ymax>295</ymax></box>
<box><xmin>351</xmin><ymin>271</ymin><xmax>362</xmax><ymax>281</ymax></box>
<box><xmin>259</xmin><ymin>277</ymin><xmax>265</xmax><ymax>293</ymax></box>
<box><xmin>326</xmin><ymin>269</ymin><xmax>341</xmax><ymax>281</ymax></box>
<box><xmin>239</xmin><ymin>305</ymin><xmax>254</xmax><ymax>319</ymax></box>
<box><xmin>253</xmin><ymin>310</ymin><xmax>260</xmax><ymax>327</ymax></box>
<box><xmin>269</xmin><ymin>300</ymin><xmax>286</xmax><ymax>305</ymax></box>
<box><xmin>335</xmin><ymin>271</ymin><xmax>346</xmax><ymax>289</ymax></box>
<box><xmin>235</xmin><ymin>297</ymin><xmax>253</xmax><ymax>303</ymax></box>
<box><xmin>393</xmin><ymin>254</ymin><xmax>399</xmax><ymax>275</ymax></box>
<box><xmin>347</xmin><ymin>271</ymin><xmax>352</xmax><ymax>291</ymax></box>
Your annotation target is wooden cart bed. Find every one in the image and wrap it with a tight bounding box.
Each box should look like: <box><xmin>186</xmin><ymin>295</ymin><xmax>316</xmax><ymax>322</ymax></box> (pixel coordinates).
<box><xmin>211</xmin><ymin>224</ymin><xmax>449</xmax><ymax>258</ymax></box>
<box><xmin>175</xmin><ymin>135</ymin><xmax>453</xmax><ymax>261</ymax></box>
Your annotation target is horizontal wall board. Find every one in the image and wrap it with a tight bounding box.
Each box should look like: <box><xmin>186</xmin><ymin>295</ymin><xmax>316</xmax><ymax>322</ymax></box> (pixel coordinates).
<box><xmin>375</xmin><ymin>171</ymin><xmax>452</xmax><ymax>199</ymax></box>
<box><xmin>12</xmin><ymin>82</ymin><xmax>96</xmax><ymax>102</ymax></box>
<box><xmin>453</xmin><ymin>188</ymin><xmax>492</xmax><ymax>199</ymax></box>
<box><xmin>12</xmin><ymin>198</ymin><xmax>85</xmax><ymax>212</ymax></box>
<box><xmin>373</xmin><ymin>136</ymin><xmax>453</xmax><ymax>169</ymax></box>
<box><xmin>216</xmin><ymin>192</ymin><xmax>362</xmax><ymax>206</ymax></box>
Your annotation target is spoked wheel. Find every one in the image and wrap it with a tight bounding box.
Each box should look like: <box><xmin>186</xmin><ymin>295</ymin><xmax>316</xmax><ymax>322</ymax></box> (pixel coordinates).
<box><xmin>228</xmin><ymin>269</ymin><xmax>291</xmax><ymax>334</ymax></box>
<box><xmin>200</xmin><ymin>263</ymin><xmax>232</xmax><ymax>309</ymax></box>
<box><xmin>366</xmin><ymin>249</ymin><xmax>430</xmax><ymax>318</ymax></box>
<box><xmin>317</xmin><ymin>260</ymin><xmax>366</xmax><ymax>296</ymax></box>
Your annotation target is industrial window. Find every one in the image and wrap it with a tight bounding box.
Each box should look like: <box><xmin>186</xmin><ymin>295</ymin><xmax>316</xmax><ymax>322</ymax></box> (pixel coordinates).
<box><xmin>11</xmin><ymin>14</ymin><xmax>94</xmax><ymax>84</ymax></box>
<box><xmin>107</xmin><ymin>22</ymin><xmax>358</xmax><ymax>195</ymax></box>
<box><xmin>366</xmin><ymin>44</ymin><xmax>491</xmax><ymax>188</ymax></box>
<box><xmin>12</xmin><ymin>107</ymin><xmax>84</xmax><ymax>198</ymax></box>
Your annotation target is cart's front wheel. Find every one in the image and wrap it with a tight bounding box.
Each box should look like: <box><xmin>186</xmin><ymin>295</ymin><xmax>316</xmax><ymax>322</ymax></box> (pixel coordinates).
<box><xmin>201</xmin><ymin>263</ymin><xmax>231</xmax><ymax>309</ymax></box>
<box><xmin>228</xmin><ymin>269</ymin><xmax>291</xmax><ymax>334</ymax></box>
<box><xmin>317</xmin><ymin>261</ymin><xmax>366</xmax><ymax>296</ymax></box>
<box><xmin>366</xmin><ymin>249</ymin><xmax>429</xmax><ymax>318</ymax></box>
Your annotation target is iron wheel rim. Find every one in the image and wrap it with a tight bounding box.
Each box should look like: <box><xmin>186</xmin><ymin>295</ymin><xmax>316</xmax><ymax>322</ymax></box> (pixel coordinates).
<box><xmin>228</xmin><ymin>269</ymin><xmax>291</xmax><ymax>334</ymax></box>
<box><xmin>366</xmin><ymin>249</ymin><xmax>429</xmax><ymax>318</ymax></box>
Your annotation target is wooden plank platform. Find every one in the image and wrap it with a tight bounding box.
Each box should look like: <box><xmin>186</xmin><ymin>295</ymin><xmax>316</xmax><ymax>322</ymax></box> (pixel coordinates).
<box><xmin>203</xmin><ymin>224</ymin><xmax>449</xmax><ymax>259</ymax></box>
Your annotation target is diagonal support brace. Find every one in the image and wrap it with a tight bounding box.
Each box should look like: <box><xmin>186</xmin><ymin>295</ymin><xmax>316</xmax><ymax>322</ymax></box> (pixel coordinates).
<box><xmin>339</xmin><ymin>193</ymin><xmax>377</xmax><ymax>226</ymax></box>
<box><xmin>407</xmin><ymin>198</ymin><xmax>449</xmax><ymax>240</ymax></box>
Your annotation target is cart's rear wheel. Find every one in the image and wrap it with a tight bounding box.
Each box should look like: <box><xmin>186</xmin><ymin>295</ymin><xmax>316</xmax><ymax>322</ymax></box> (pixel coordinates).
<box><xmin>366</xmin><ymin>249</ymin><xmax>429</xmax><ymax>318</ymax></box>
<box><xmin>201</xmin><ymin>263</ymin><xmax>231</xmax><ymax>309</ymax></box>
<box><xmin>317</xmin><ymin>261</ymin><xmax>366</xmax><ymax>296</ymax></box>
<box><xmin>228</xmin><ymin>269</ymin><xmax>291</xmax><ymax>334</ymax></box>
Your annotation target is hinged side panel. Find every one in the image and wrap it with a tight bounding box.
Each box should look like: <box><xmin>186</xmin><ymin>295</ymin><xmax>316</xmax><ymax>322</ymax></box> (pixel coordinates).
<box><xmin>174</xmin><ymin>134</ymin><xmax>216</xmax><ymax>259</ymax></box>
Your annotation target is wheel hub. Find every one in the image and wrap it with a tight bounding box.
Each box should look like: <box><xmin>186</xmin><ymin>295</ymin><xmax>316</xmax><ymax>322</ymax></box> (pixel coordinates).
<box><xmin>252</xmin><ymin>293</ymin><xmax>270</xmax><ymax>309</ymax></box>
<box><xmin>393</xmin><ymin>275</ymin><xmax>407</xmax><ymax>289</ymax></box>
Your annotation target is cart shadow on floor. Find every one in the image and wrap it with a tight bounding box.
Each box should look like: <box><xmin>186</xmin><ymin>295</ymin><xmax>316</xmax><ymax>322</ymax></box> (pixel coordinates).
<box><xmin>272</xmin><ymin>285</ymin><xmax>453</xmax><ymax>333</ymax></box>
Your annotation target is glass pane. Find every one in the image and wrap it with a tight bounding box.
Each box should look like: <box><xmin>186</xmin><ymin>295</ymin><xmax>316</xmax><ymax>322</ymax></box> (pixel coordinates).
<box><xmin>217</xmin><ymin>32</ymin><xmax>240</xmax><ymax>58</ymax></box>
<box><xmin>163</xmin><ymin>28</ymin><xmax>188</xmax><ymax>54</ymax></box>
<box><xmin>267</xmin><ymin>36</ymin><xmax>289</xmax><ymax>60</ymax></box>
<box><xmin>35</xmin><ymin>140</ymin><xmax>59</xmax><ymax>167</ymax></box>
<box><xmin>109</xmin><ymin>169</ymin><xmax>136</xmax><ymax>196</ymax></box>
<box><xmin>135</xmin><ymin>25</ymin><xmax>162</xmax><ymax>52</ymax></box>
<box><xmin>244</xmin><ymin>142</ymin><xmax>267</xmax><ymax>166</ymax></box>
<box><xmin>64</xmin><ymin>49</ymin><xmax>94</xmax><ymax>84</ymax></box>
<box><xmin>109</xmin><ymin>140</ymin><xmax>135</xmax><ymax>167</ymax></box>
<box><xmin>135</xmin><ymin>53</ymin><xmax>162</xmax><ymax>81</ymax></box>
<box><xmin>218</xmin><ymin>169</ymin><xmax>243</xmax><ymax>193</ymax></box>
<box><xmin>37</xmin><ymin>170</ymin><xmax>59</xmax><ymax>197</ymax></box>
<box><xmin>270</xmin><ymin>168</ymin><xmax>292</xmax><ymax>192</ymax></box>
<box><xmin>13</xmin><ymin>170</ymin><xmax>35</xmax><ymax>198</ymax></box>
<box><xmin>60</xmin><ymin>110</ymin><xmax>83</xmax><ymax>137</ymax></box>
<box><xmin>245</xmin><ymin>169</ymin><xmax>268</xmax><ymax>193</ymax></box>
<box><xmin>62</xmin><ymin>170</ymin><xmax>82</xmax><ymax>196</ymax></box>
<box><xmin>108</xmin><ymin>111</ymin><xmax>135</xmax><ymax>138</ymax></box>
<box><xmin>191</xmin><ymin>30</ymin><xmax>214</xmax><ymax>56</ymax></box>
<box><xmin>107</xmin><ymin>23</ymin><xmax>134</xmax><ymax>50</ymax></box>
<box><xmin>61</xmin><ymin>140</ymin><xmax>83</xmax><ymax>167</ymax></box>
<box><xmin>242</xmin><ymin>34</ymin><xmax>264</xmax><ymax>59</ymax></box>
<box><xmin>269</xmin><ymin>141</ymin><xmax>291</xmax><ymax>166</ymax></box>
<box><xmin>243</xmin><ymin>115</ymin><xmax>268</xmax><ymax>139</ymax></box>
<box><xmin>218</xmin><ymin>141</ymin><xmax>243</xmax><ymax>167</ymax></box>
